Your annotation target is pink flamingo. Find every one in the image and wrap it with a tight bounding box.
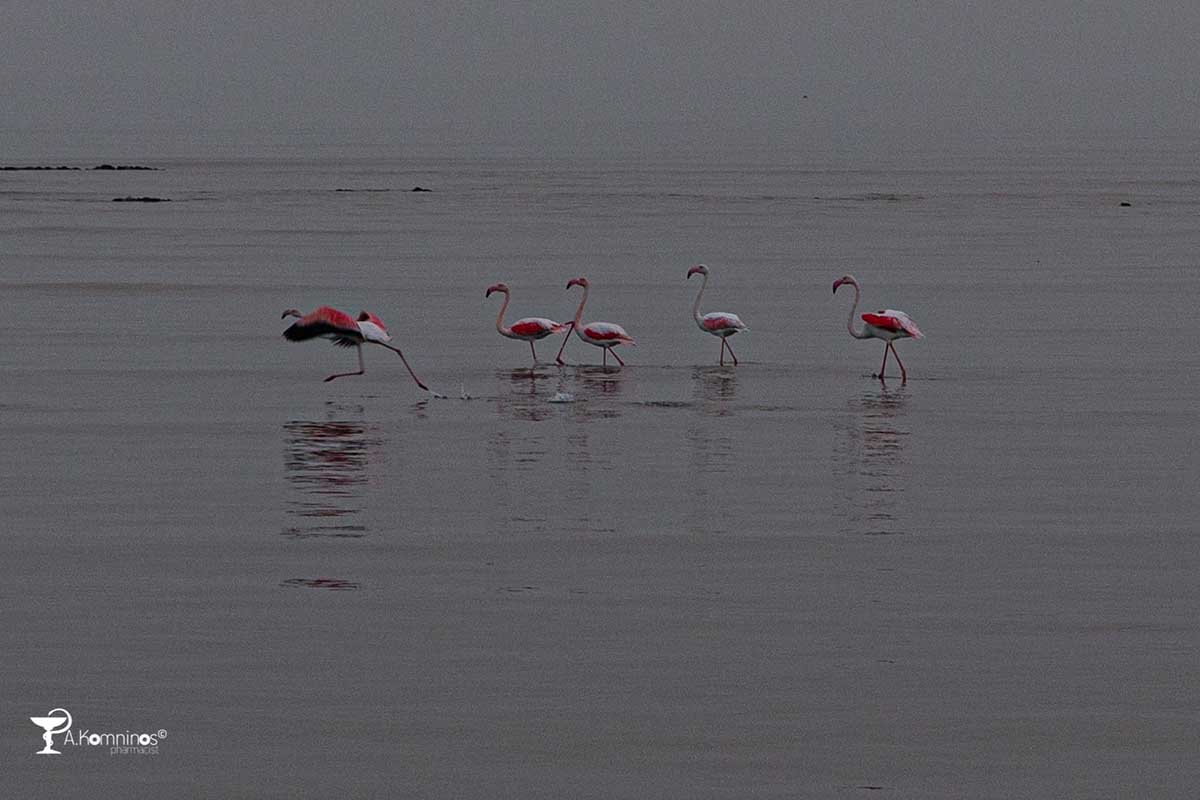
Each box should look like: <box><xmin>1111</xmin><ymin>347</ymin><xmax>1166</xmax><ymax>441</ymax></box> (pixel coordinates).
<box><xmin>281</xmin><ymin>306</ymin><xmax>431</xmax><ymax>391</ymax></box>
<box><xmin>485</xmin><ymin>283</ymin><xmax>569</xmax><ymax>365</ymax></box>
<box><xmin>832</xmin><ymin>275</ymin><xmax>924</xmax><ymax>383</ymax></box>
<box><xmin>687</xmin><ymin>264</ymin><xmax>747</xmax><ymax>365</ymax></box>
<box><xmin>554</xmin><ymin>277</ymin><xmax>636</xmax><ymax>367</ymax></box>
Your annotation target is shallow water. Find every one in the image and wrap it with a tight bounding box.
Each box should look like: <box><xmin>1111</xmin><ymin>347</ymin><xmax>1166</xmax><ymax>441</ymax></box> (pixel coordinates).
<box><xmin>3</xmin><ymin>142</ymin><xmax>1199</xmax><ymax>797</ymax></box>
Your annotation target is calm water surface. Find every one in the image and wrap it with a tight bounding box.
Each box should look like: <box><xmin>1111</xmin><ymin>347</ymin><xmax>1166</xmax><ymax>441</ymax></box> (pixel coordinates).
<box><xmin>3</xmin><ymin>142</ymin><xmax>1199</xmax><ymax>797</ymax></box>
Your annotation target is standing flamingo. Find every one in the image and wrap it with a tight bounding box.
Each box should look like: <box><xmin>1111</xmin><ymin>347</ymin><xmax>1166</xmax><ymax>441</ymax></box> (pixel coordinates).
<box><xmin>832</xmin><ymin>275</ymin><xmax>924</xmax><ymax>383</ymax></box>
<box><xmin>554</xmin><ymin>277</ymin><xmax>636</xmax><ymax>367</ymax></box>
<box><xmin>281</xmin><ymin>306</ymin><xmax>431</xmax><ymax>391</ymax></box>
<box><xmin>687</xmin><ymin>264</ymin><xmax>747</xmax><ymax>365</ymax></box>
<box><xmin>485</xmin><ymin>283</ymin><xmax>569</xmax><ymax>366</ymax></box>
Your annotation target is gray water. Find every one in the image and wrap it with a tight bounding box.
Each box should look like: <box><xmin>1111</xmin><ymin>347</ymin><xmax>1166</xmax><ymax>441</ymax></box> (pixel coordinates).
<box><xmin>3</xmin><ymin>140</ymin><xmax>1199</xmax><ymax>797</ymax></box>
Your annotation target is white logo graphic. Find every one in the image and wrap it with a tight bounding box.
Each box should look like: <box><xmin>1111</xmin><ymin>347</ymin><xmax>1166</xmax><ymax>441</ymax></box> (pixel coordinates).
<box><xmin>30</xmin><ymin>708</ymin><xmax>72</xmax><ymax>755</ymax></box>
<box><xmin>29</xmin><ymin>707</ymin><xmax>167</xmax><ymax>756</ymax></box>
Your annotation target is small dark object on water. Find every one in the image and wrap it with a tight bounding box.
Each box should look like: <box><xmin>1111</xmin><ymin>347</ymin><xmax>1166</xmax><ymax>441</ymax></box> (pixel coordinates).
<box><xmin>1119</xmin><ymin>201</ymin><xmax>1132</xmax><ymax>207</ymax></box>
<box><xmin>113</xmin><ymin>196</ymin><xmax>170</xmax><ymax>202</ymax></box>
<box><xmin>411</xmin><ymin>186</ymin><xmax>432</xmax><ymax>192</ymax></box>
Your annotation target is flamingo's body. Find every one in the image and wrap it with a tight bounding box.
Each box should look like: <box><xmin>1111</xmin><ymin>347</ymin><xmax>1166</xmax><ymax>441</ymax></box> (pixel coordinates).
<box><xmin>555</xmin><ymin>277</ymin><xmax>636</xmax><ymax>367</ymax></box>
<box><xmin>687</xmin><ymin>264</ymin><xmax>747</xmax><ymax>365</ymax></box>
<box><xmin>281</xmin><ymin>305</ymin><xmax>430</xmax><ymax>391</ymax></box>
<box><xmin>832</xmin><ymin>275</ymin><xmax>923</xmax><ymax>383</ymax></box>
<box><xmin>485</xmin><ymin>283</ymin><xmax>569</xmax><ymax>365</ymax></box>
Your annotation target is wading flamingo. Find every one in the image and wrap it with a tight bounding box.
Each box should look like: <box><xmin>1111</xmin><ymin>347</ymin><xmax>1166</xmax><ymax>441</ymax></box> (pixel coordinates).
<box><xmin>687</xmin><ymin>264</ymin><xmax>747</xmax><ymax>365</ymax></box>
<box><xmin>281</xmin><ymin>306</ymin><xmax>431</xmax><ymax>391</ymax></box>
<box><xmin>554</xmin><ymin>277</ymin><xmax>636</xmax><ymax>367</ymax></box>
<box><xmin>485</xmin><ymin>283</ymin><xmax>569</xmax><ymax>366</ymax></box>
<box><xmin>832</xmin><ymin>275</ymin><xmax>923</xmax><ymax>383</ymax></box>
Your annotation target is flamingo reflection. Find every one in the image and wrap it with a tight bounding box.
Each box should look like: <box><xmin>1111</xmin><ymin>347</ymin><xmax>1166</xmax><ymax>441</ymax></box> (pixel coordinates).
<box><xmin>282</xmin><ymin>403</ymin><xmax>379</xmax><ymax>538</ymax></box>
<box><xmin>832</xmin><ymin>386</ymin><xmax>910</xmax><ymax>536</ymax></box>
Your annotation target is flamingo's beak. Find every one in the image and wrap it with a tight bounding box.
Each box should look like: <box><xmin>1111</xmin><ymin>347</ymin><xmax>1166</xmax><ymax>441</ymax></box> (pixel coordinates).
<box><xmin>832</xmin><ymin>279</ymin><xmax>843</xmax><ymax>294</ymax></box>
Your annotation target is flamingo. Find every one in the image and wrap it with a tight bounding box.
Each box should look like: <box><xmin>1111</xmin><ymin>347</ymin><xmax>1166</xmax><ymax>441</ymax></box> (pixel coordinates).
<box><xmin>485</xmin><ymin>283</ymin><xmax>570</xmax><ymax>365</ymax></box>
<box><xmin>832</xmin><ymin>275</ymin><xmax>924</xmax><ymax>383</ymax></box>
<box><xmin>554</xmin><ymin>277</ymin><xmax>636</xmax><ymax>367</ymax></box>
<box><xmin>281</xmin><ymin>306</ymin><xmax>431</xmax><ymax>391</ymax></box>
<box><xmin>687</xmin><ymin>264</ymin><xmax>747</xmax><ymax>365</ymax></box>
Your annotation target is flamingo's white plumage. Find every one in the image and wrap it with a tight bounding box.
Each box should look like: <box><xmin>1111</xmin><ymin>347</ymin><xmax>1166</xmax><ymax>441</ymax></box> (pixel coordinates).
<box><xmin>485</xmin><ymin>282</ymin><xmax>569</xmax><ymax>365</ymax></box>
<box><xmin>687</xmin><ymin>264</ymin><xmax>747</xmax><ymax>365</ymax></box>
<box><xmin>554</xmin><ymin>277</ymin><xmax>636</xmax><ymax>367</ymax></box>
<box><xmin>832</xmin><ymin>275</ymin><xmax>924</xmax><ymax>383</ymax></box>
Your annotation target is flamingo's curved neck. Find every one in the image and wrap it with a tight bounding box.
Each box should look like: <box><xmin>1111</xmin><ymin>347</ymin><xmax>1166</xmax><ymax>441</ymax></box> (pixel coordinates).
<box><xmin>493</xmin><ymin>291</ymin><xmax>511</xmax><ymax>335</ymax></box>
<box><xmin>692</xmin><ymin>273</ymin><xmax>708</xmax><ymax>324</ymax></box>
<box><xmin>571</xmin><ymin>284</ymin><xmax>589</xmax><ymax>326</ymax></box>
<box><xmin>843</xmin><ymin>282</ymin><xmax>870</xmax><ymax>339</ymax></box>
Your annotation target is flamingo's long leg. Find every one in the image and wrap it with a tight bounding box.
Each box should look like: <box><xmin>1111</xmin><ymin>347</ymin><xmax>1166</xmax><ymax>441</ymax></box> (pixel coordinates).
<box><xmin>602</xmin><ymin>348</ymin><xmax>607</xmax><ymax>367</ymax></box>
<box><xmin>555</xmin><ymin>323</ymin><xmax>573</xmax><ymax>365</ymax></box>
<box><xmin>610</xmin><ymin>347</ymin><xmax>626</xmax><ymax>367</ymax></box>
<box><xmin>325</xmin><ymin>346</ymin><xmax>366</xmax><ymax>382</ymax></box>
<box><xmin>877</xmin><ymin>342</ymin><xmax>890</xmax><ymax>380</ymax></box>
<box><xmin>719</xmin><ymin>339</ymin><xmax>725</xmax><ymax>366</ymax></box>
<box><xmin>529</xmin><ymin>341</ymin><xmax>538</xmax><ymax>366</ymax></box>
<box><xmin>380</xmin><ymin>343</ymin><xmax>431</xmax><ymax>392</ymax></box>
<box><xmin>891</xmin><ymin>343</ymin><xmax>907</xmax><ymax>383</ymax></box>
<box><xmin>724</xmin><ymin>337</ymin><xmax>738</xmax><ymax>366</ymax></box>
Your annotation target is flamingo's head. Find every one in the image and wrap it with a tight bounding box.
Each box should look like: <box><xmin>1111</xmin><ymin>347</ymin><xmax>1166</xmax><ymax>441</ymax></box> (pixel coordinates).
<box><xmin>687</xmin><ymin>264</ymin><xmax>708</xmax><ymax>279</ymax></box>
<box><xmin>281</xmin><ymin>308</ymin><xmax>302</xmax><ymax>319</ymax></box>
<box><xmin>566</xmin><ymin>277</ymin><xmax>589</xmax><ymax>290</ymax></box>
<box><xmin>485</xmin><ymin>282</ymin><xmax>509</xmax><ymax>297</ymax></box>
<box><xmin>832</xmin><ymin>275</ymin><xmax>858</xmax><ymax>294</ymax></box>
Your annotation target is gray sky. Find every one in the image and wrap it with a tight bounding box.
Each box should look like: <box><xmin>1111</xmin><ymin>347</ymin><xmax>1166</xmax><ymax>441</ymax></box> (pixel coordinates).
<box><xmin>3</xmin><ymin>1</ymin><xmax>1198</xmax><ymax>156</ymax></box>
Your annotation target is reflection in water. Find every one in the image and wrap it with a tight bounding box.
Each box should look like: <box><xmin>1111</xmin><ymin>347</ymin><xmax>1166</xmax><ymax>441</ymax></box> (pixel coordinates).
<box><xmin>492</xmin><ymin>368</ymin><xmax>556</xmax><ymax>422</ymax></box>
<box><xmin>486</xmin><ymin>369</ymin><xmax>555</xmax><ymax>534</ymax></box>
<box><xmin>567</xmin><ymin>366</ymin><xmax>625</xmax><ymax>420</ymax></box>
<box><xmin>282</xmin><ymin>402</ymin><xmax>379</xmax><ymax>539</ymax></box>
<box><xmin>685</xmin><ymin>367</ymin><xmax>736</xmax><ymax>535</ymax></box>
<box><xmin>561</xmin><ymin>426</ymin><xmax>617</xmax><ymax>534</ymax></box>
<box><xmin>693</xmin><ymin>365</ymin><xmax>738</xmax><ymax>412</ymax></box>
<box><xmin>484</xmin><ymin>365</ymin><xmax>627</xmax><ymax>537</ymax></box>
<box><xmin>833</xmin><ymin>386</ymin><xmax>910</xmax><ymax>536</ymax></box>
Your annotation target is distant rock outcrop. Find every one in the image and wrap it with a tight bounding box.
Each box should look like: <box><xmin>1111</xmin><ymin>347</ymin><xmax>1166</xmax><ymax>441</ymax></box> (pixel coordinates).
<box><xmin>0</xmin><ymin>164</ymin><xmax>160</xmax><ymax>171</ymax></box>
<box><xmin>411</xmin><ymin>186</ymin><xmax>432</xmax><ymax>192</ymax></box>
<box><xmin>112</xmin><ymin>196</ymin><xmax>170</xmax><ymax>202</ymax></box>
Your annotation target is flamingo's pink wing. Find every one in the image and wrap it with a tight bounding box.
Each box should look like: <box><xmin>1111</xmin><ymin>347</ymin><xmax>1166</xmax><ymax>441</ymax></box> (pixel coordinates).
<box><xmin>862</xmin><ymin>312</ymin><xmax>904</xmax><ymax>332</ymax></box>
<box><xmin>863</xmin><ymin>311</ymin><xmax>923</xmax><ymax>338</ymax></box>
<box><xmin>511</xmin><ymin>318</ymin><xmax>563</xmax><ymax>337</ymax></box>
<box><xmin>702</xmin><ymin>313</ymin><xmax>745</xmax><ymax>332</ymax></box>
<box><xmin>584</xmin><ymin>323</ymin><xmax>636</xmax><ymax>344</ymax></box>
<box><xmin>284</xmin><ymin>306</ymin><xmax>361</xmax><ymax>344</ymax></box>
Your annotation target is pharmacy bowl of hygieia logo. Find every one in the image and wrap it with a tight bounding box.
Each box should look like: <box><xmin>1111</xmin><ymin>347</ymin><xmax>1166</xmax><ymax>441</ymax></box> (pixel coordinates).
<box><xmin>31</xmin><ymin>708</ymin><xmax>72</xmax><ymax>755</ymax></box>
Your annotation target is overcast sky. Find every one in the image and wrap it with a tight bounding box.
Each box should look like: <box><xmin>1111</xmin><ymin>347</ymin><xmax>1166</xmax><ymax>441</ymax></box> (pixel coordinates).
<box><xmin>3</xmin><ymin>2</ymin><xmax>1198</xmax><ymax>156</ymax></box>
